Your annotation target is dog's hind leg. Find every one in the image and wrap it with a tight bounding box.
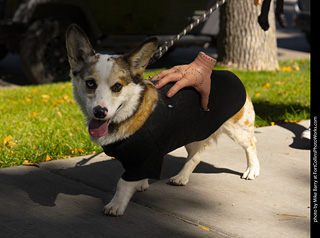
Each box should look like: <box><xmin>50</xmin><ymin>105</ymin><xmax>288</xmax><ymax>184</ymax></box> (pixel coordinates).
<box><xmin>222</xmin><ymin>96</ymin><xmax>260</xmax><ymax>180</ymax></box>
<box><xmin>169</xmin><ymin>142</ymin><xmax>203</xmax><ymax>186</ymax></box>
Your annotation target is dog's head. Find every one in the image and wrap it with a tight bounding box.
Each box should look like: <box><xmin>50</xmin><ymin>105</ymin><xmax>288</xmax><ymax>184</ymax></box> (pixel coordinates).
<box><xmin>66</xmin><ymin>24</ymin><xmax>158</xmax><ymax>138</ymax></box>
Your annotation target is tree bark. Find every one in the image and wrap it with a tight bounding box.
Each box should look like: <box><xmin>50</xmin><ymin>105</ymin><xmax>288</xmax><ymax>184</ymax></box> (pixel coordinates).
<box><xmin>217</xmin><ymin>0</ymin><xmax>279</xmax><ymax>70</ymax></box>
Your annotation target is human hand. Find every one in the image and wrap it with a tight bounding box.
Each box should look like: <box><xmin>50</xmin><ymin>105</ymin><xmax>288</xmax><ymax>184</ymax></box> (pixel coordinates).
<box><xmin>150</xmin><ymin>52</ymin><xmax>216</xmax><ymax>111</ymax></box>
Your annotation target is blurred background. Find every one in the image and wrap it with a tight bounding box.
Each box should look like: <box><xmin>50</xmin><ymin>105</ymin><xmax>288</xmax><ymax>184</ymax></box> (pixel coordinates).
<box><xmin>0</xmin><ymin>0</ymin><xmax>310</xmax><ymax>86</ymax></box>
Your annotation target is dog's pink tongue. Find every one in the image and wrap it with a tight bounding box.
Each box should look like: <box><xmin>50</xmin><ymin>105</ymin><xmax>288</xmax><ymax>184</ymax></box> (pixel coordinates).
<box><xmin>88</xmin><ymin>119</ymin><xmax>108</xmax><ymax>138</ymax></box>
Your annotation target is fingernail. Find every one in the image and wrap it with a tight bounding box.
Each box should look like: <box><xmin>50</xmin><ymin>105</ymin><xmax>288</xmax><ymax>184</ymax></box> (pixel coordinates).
<box><xmin>200</xmin><ymin>107</ymin><xmax>210</xmax><ymax>112</ymax></box>
<box><xmin>167</xmin><ymin>92</ymin><xmax>173</xmax><ymax>97</ymax></box>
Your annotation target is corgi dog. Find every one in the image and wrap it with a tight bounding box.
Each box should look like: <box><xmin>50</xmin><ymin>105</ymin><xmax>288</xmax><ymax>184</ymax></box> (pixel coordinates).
<box><xmin>66</xmin><ymin>24</ymin><xmax>260</xmax><ymax>216</ymax></box>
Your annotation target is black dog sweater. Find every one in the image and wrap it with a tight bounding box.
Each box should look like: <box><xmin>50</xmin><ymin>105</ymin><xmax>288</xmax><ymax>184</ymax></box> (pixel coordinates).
<box><xmin>102</xmin><ymin>70</ymin><xmax>247</xmax><ymax>181</ymax></box>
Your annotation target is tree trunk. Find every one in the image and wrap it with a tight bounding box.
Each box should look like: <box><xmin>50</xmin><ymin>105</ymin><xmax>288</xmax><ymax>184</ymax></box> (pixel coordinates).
<box><xmin>217</xmin><ymin>0</ymin><xmax>279</xmax><ymax>70</ymax></box>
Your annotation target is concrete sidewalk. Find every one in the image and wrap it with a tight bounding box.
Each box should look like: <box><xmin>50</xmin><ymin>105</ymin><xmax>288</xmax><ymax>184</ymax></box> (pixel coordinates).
<box><xmin>0</xmin><ymin>120</ymin><xmax>310</xmax><ymax>238</ymax></box>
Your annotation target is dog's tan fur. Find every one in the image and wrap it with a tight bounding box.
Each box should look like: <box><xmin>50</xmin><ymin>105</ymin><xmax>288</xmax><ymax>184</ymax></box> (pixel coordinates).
<box><xmin>66</xmin><ymin>24</ymin><xmax>260</xmax><ymax>216</ymax></box>
<box><xmin>115</xmin><ymin>82</ymin><xmax>158</xmax><ymax>137</ymax></box>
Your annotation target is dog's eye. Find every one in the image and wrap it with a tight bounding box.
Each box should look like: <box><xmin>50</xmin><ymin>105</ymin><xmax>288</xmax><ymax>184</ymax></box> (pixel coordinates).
<box><xmin>111</xmin><ymin>83</ymin><xmax>123</xmax><ymax>92</ymax></box>
<box><xmin>85</xmin><ymin>80</ymin><xmax>97</xmax><ymax>89</ymax></box>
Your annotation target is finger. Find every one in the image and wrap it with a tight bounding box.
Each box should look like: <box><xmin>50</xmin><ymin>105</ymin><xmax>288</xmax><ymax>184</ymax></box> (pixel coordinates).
<box><xmin>150</xmin><ymin>68</ymin><xmax>175</xmax><ymax>81</ymax></box>
<box><xmin>200</xmin><ymin>96</ymin><xmax>209</xmax><ymax>111</ymax></box>
<box><xmin>155</xmin><ymin>72</ymin><xmax>182</xmax><ymax>89</ymax></box>
<box><xmin>166</xmin><ymin>78</ymin><xmax>190</xmax><ymax>97</ymax></box>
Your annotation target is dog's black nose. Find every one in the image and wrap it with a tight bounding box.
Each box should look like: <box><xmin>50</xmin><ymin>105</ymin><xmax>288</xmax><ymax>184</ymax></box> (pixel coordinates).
<box><xmin>93</xmin><ymin>106</ymin><xmax>108</xmax><ymax>119</ymax></box>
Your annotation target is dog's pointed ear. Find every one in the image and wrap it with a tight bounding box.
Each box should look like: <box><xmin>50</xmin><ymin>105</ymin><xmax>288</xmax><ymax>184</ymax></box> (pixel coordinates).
<box><xmin>124</xmin><ymin>37</ymin><xmax>158</xmax><ymax>77</ymax></box>
<box><xmin>66</xmin><ymin>24</ymin><xmax>95</xmax><ymax>71</ymax></box>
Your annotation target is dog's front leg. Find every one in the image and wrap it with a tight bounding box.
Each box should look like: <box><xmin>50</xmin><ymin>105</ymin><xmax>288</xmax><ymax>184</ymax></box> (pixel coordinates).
<box><xmin>103</xmin><ymin>178</ymin><xmax>149</xmax><ymax>216</ymax></box>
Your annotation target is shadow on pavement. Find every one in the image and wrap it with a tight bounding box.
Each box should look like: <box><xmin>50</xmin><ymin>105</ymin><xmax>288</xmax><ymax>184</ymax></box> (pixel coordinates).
<box><xmin>161</xmin><ymin>154</ymin><xmax>242</xmax><ymax>180</ymax></box>
<box><xmin>0</xmin><ymin>152</ymin><xmax>242</xmax><ymax>208</ymax></box>
<box><xmin>278</xmin><ymin>122</ymin><xmax>310</xmax><ymax>150</ymax></box>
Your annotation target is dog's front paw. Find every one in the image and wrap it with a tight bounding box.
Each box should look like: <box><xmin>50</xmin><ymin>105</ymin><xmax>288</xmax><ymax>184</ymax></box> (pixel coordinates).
<box><xmin>103</xmin><ymin>200</ymin><xmax>126</xmax><ymax>217</ymax></box>
<box><xmin>169</xmin><ymin>174</ymin><xmax>189</xmax><ymax>186</ymax></box>
<box><xmin>242</xmin><ymin>166</ymin><xmax>260</xmax><ymax>180</ymax></box>
<box><xmin>137</xmin><ymin>179</ymin><xmax>149</xmax><ymax>192</ymax></box>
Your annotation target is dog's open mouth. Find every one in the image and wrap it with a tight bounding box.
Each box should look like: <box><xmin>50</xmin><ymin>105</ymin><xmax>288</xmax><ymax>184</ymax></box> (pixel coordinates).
<box><xmin>88</xmin><ymin>104</ymin><xmax>123</xmax><ymax>138</ymax></box>
<box><xmin>88</xmin><ymin>119</ymin><xmax>109</xmax><ymax>138</ymax></box>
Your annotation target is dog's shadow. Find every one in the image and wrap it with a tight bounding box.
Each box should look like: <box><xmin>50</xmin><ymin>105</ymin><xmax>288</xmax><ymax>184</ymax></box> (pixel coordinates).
<box><xmin>161</xmin><ymin>154</ymin><xmax>242</xmax><ymax>180</ymax></box>
<box><xmin>0</xmin><ymin>154</ymin><xmax>242</xmax><ymax>208</ymax></box>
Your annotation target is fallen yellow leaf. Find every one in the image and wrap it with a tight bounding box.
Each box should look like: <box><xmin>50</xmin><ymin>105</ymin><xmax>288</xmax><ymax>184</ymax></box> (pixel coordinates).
<box><xmin>3</xmin><ymin>135</ymin><xmax>13</xmax><ymax>146</ymax></box>
<box><xmin>70</xmin><ymin>148</ymin><xmax>84</xmax><ymax>154</ymax></box>
<box><xmin>76</xmin><ymin>149</ymin><xmax>84</xmax><ymax>154</ymax></box>
<box><xmin>198</xmin><ymin>225</ymin><xmax>211</xmax><ymax>231</ymax></box>
<box><xmin>22</xmin><ymin>160</ymin><xmax>40</xmax><ymax>167</ymax></box>
<box><xmin>10</xmin><ymin>99</ymin><xmax>18</xmax><ymax>104</ymax></box>
<box><xmin>52</xmin><ymin>100</ymin><xmax>63</xmax><ymax>105</ymax></box>
<box><xmin>42</xmin><ymin>95</ymin><xmax>50</xmax><ymax>102</ymax></box>
<box><xmin>45</xmin><ymin>154</ymin><xmax>52</xmax><ymax>161</ymax></box>
<box><xmin>261</xmin><ymin>82</ymin><xmax>271</xmax><ymax>88</ymax></box>
<box><xmin>41</xmin><ymin>95</ymin><xmax>50</xmax><ymax>99</ymax></box>
<box><xmin>281</xmin><ymin>66</ymin><xmax>293</xmax><ymax>72</ymax></box>
<box><xmin>8</xmin><ymin>141</ymin><xmax>16</xmax><ymax>147</ymax></box>
<box><xmin>25</xmin><ymin>97</ymin><xmax>32</xmax><ymax>102</ymax></box>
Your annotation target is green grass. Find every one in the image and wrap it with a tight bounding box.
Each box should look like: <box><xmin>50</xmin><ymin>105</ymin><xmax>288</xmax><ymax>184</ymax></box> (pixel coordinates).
<box><xmin>0</xmin><ymin>59</ymin><xmax>310</xmax><ymax>168</ymax></box>
<box><xmin>0</xmin><ymin>83</ymin><xmax>103</xmax><ymax>168</ymax></box>
<box><xmin>228</xmin><ymin>59</ymin><xmax>310</xmax><ymax>126</ymax></box>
